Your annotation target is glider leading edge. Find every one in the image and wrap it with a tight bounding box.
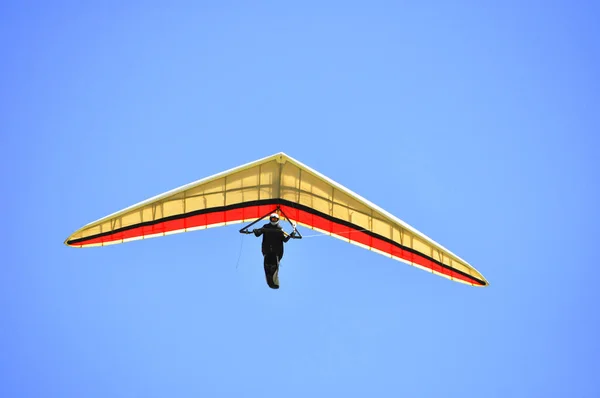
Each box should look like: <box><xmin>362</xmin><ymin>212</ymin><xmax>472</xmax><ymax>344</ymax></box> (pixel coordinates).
<box><xmin>64</xmin><ymin>152</ymin><xmax>488</xmax><ymax>288</ymax></box>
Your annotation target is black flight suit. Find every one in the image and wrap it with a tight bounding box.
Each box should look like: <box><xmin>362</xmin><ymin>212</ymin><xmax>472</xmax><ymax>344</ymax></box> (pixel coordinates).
<box><xmin>254</xmin><ymin>223</ymin><xmax>292</xmax><ymax>289</ymax></box>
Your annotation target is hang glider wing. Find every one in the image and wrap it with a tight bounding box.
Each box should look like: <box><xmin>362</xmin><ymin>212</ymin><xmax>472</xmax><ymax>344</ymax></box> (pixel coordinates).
<box><xmin>65</xmin><ymin>152</ymin><xmax>488</xmax><ymax>287</ymax></box>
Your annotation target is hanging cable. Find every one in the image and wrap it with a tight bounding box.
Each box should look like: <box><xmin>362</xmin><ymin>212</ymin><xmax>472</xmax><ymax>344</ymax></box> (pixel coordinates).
<box><xmin>235</xmin><ymin>233</ymin><xmax>246</xmax><ymax>270</ymax></box>
<box><xmin>300</xmin><ymin>228</ymin><xmax>369</xmax><ymax>239</ymax></box>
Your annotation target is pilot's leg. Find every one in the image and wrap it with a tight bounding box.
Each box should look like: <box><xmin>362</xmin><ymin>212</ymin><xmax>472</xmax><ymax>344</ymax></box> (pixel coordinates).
<box><xmin>263</xmin><ymin>253</ymin><xmax>279</xmax><ymax>289</ymax></box>
<box><xmin>272</xmin><ymin>254</ymin><xmax>280</xmax><ymax>288</ymax></box>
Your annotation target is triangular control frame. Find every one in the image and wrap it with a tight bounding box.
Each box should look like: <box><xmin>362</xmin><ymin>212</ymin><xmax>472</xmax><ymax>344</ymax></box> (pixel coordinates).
<box><xmin>239</xmin><ymin>206</ymin><xmax>302</xmax><ymax>239</ymax></box>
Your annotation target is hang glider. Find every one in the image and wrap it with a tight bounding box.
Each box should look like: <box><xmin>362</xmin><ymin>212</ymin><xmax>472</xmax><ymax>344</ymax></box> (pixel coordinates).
<box><xmin>64</xmin><ymin>152</ymin><xmax>488</xmax><ymax>287</ymax></box>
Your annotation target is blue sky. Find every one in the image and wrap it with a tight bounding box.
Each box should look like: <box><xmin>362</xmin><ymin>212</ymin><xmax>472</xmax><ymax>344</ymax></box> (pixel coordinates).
<box><xmin>2</xmin><ymin>1</ymin><xmax>599</xmax><ymax>397</ymax></box>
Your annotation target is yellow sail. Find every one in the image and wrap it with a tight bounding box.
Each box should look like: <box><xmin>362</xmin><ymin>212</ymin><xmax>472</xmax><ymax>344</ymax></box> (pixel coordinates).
<box><xmin>65</xmin><ymin>152</ymin><xmax>488</xmax><ymax>287</ymax></box>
